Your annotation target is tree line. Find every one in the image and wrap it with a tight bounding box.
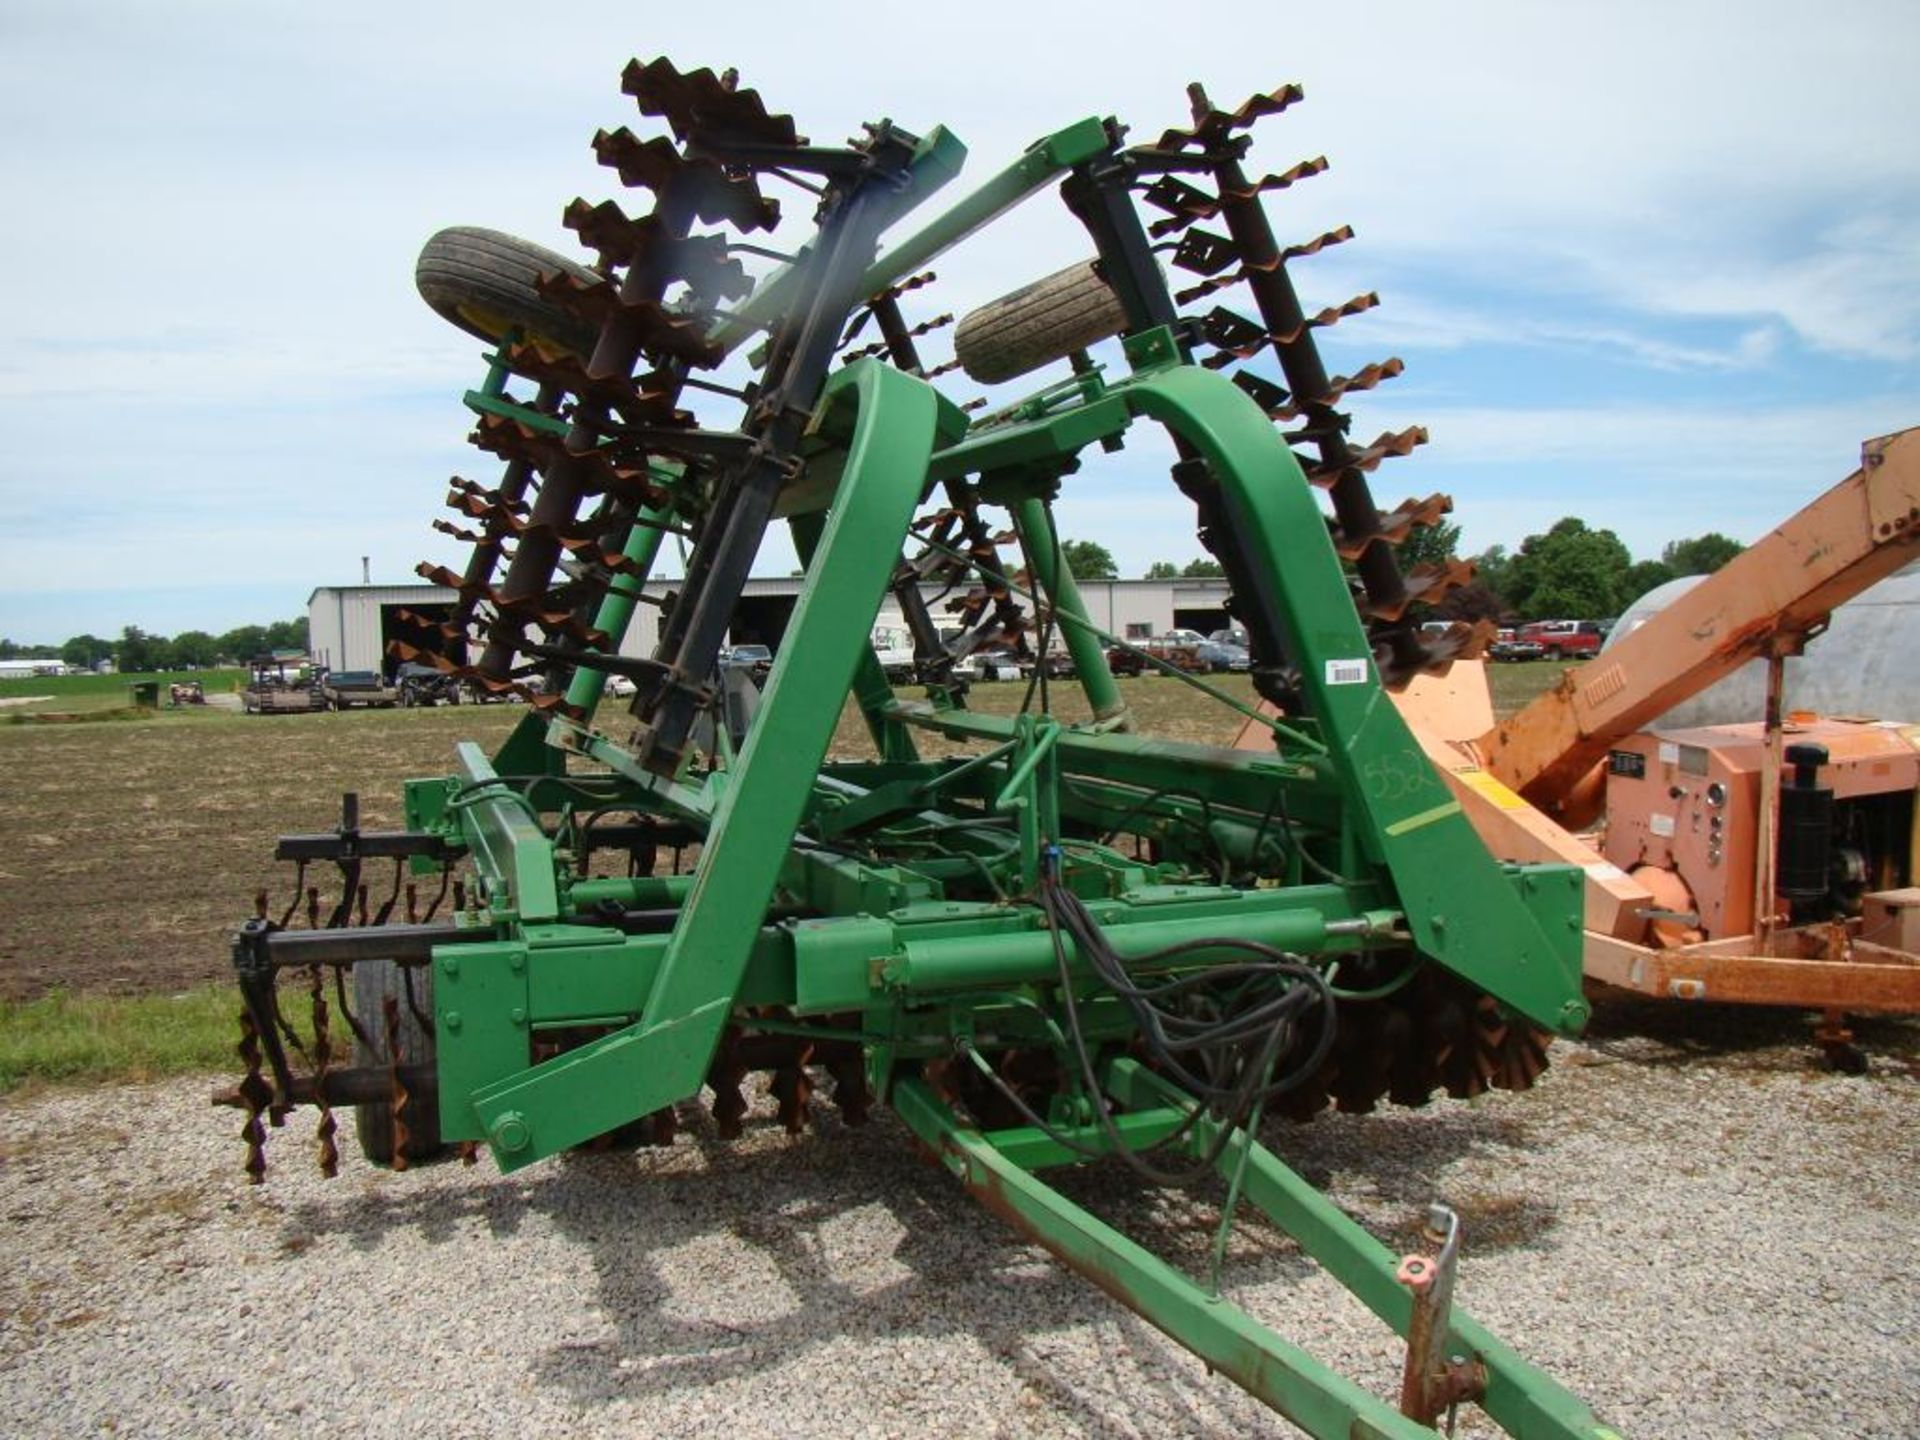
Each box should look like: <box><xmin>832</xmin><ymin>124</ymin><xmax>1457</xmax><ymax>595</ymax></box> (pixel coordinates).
<box><xmin>1059</xmin><ymin>521</ymin><xmax>1743</xmax><ymax>623</ymax></box>
<box><xmin>0</xmin><ymin>619</ymin><xmax>310</xmax><ymax>672</ymax></box>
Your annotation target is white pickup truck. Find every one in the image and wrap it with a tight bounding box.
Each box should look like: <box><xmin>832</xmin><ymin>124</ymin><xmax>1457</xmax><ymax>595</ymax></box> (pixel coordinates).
<box><xmin>872</xmin><ymin>621</ymin><xmax>916</xmax><ymax>682</ymax></box>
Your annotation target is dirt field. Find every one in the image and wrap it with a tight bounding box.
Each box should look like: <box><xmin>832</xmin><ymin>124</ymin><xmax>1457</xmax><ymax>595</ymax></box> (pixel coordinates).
<box><xmin>0</xmin><ymin>705</ymin><xmax>509</xmax><ymax>997</ymax></box>
<box><xmin>0</xmin><ymin>673</ymin><xmax>1330</xmax><ymax>1000</ymax></box>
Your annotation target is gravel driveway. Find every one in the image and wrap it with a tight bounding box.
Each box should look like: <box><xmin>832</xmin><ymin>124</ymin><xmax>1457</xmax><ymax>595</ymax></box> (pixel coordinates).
<box><xmin>2</xmin><ymin>1004</ymin><xmax>1915</xmax><ymax>1438</ymax></box>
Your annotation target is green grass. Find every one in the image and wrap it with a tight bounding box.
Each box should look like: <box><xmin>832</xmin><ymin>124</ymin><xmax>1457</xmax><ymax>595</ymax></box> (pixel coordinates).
<box><xmin>0</xmin><ymin>667</ymin><xmax>243</xmax><ymax>699</ymax></box>
<box><xmin>0</xmin><ymin>667</ymin><xmax>245</xmax><ymax>718</ymax></box>
<box><xmin>0</xmin><ymin>985</ymin><xmax>278</xmax><ymax>1092</ymax></box>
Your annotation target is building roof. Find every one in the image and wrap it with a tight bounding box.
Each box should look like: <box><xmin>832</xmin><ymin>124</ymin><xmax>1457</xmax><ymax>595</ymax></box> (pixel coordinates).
<box><xmin>309</xmin><ymin>575</ymin><xmax>1231</xmax><ymax>603</ymax></box>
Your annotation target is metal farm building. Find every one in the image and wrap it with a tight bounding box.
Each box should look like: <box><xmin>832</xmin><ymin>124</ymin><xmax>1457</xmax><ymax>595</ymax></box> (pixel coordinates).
<box><xmin>308</xmin><ymin>577</ymin><xmax>1233</xmax><ymax>676</ymax></box>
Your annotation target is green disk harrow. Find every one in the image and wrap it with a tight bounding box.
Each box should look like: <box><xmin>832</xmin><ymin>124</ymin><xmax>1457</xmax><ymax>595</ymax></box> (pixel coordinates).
<box><xmin>220</xmin><ymin>57</ymin><xmax>1618</xmax><ymax>1437</ymax></box>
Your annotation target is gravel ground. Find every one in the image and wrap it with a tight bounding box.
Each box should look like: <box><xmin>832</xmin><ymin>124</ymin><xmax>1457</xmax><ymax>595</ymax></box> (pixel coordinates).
<box><xmin>2</xmin><ymin>1004</ymin><xmax>1916</xmax><ymax>1439</ymax></box>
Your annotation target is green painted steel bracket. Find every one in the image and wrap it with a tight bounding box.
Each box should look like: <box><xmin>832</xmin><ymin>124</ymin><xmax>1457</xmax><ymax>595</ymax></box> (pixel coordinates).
<box><xmin>892</xmin><ymin>1068</ymin><xmax>1620</xmax><ymax>1439</ymax></box>
<box><xmin>449</xmin><ymin>742</ymin><xmax>559</xmax><ymax>923</ymax></box>
<box><xmin>1122</xmin><ymin>367</ymin><xmax>1587</xmax><ymax>1035</ymax></box>
<box><xmin>491</xmin><ymin>707</ymin><xmax>567</xmax><ymax>777</ymax></box>
<box><xmin>431</xmin><ymin>938</ymin><xmax>531</xmax><ymax>1141</ymax></box>
<box><xmin>465</xmin><ymin>360</ymin><xmax>958</xmax><ymax>1167</ymax></box>
<box><xmin>892</xmin><ymin>1074</ymin><xmax>1437</xmax><ymax>1440</ymax></box>
<box><xmin>883</xmin><ymin>882</ymin><xmax>1392</xmax><ymax>994</ymax></box>
<box><xmin>1104</xmin><ymin>1061</ymin><xmax>1620</xmax><ymax>1440</ymax></box>
<box><xmin>566</xmin><ymin>727</ymin><xmax>714</xmax><ymax>828</ymax></box>
<box><xmin>884</xmin><ymin>701</ymin><xmax>1345</xmax><ymax>828</ymax></box>
<box><xmin>791</xmin><ymin>506</ymin><xmax>919</xmax><ymax>763</ymax></box>
<box><xmin>850</xmin><ymin>116</ymin><xmax>1111</xmax><ymax>304</ymax></box>
<box><xmin>557</xmin><ymin>499</ymin><xmax>671</xmax><ymax>722</ymax></box>
<box><xmin>1010</xmin><ymin>493</ymin><xmax>1128</xmax><ymax>725</ymax></box>
<box><xmin>993</xmin><ymin>713</ymin><xmax>1062</xmax><ymax>886</ymax></box>
<box><xmin>908</xmin><ymin>362</ymin><xmax>1587</xmax><ymax>1035</ymax></box>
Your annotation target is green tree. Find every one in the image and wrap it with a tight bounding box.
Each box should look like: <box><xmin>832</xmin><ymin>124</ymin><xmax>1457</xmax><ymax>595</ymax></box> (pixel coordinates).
<box><xmin>1060</xmin><ymin>540</ymin><xmax>1117</xmax><ymax>581</ymax></box>
<box><xmin>61</xmin><ymin>634</ymin><xmax>113</xmax><ymax>669</ymax></box>
<box><xmin>1144</xmin><ymin>560</ymin><xmax>1180</xmax><ymax>579</ymax></box>
<box><xmin>1470</xmin><ymin>544</ymin><xmax>1513</xmax><ymax>602</ymax></box>
<box><xmin>1661</xmin><ymin>532</ymin><xmax>1744</xmax><ymax>576</ymax></box>
<box><xmin>116</xmin><ymin>626</ymin><xmax>168</xmax><ymax>674</ymax></box>
<box><xmin>170</xmin><ymin>630</ymin><xmax>220</xmax><ymax>668</ymax></box>
<box><xmin>263</xmin><ymin>617</ymin><xmax>310</xmax><ymax>652</ymax></box>
<box><xmin>1398</xmin><ymin>518</ymin><xmax>1461</xmax><ymax>572</ymax></box>
<box><xmin>0</xmin><ymin>639</ymin><xmax>16</xmax><ymax>660</ymax></box>
<box><xmin>1180</xmin><ymin>557</ymin><xmax>1226</xmax><ymax>578</ymax></box>
<box><xmin>217</xmin><ymin>625</ymin><xmax>269</xmax><ymax>662</ymax></box>
<box><xmin>1503</xmin><ymin>518</ymin><xmax>1634</xmax><ymax>620</ymax></box>
<box><xmin>1437</xmin><ymin>582</ymin><xmax>1506</xmax><ymax>624</ymax></box>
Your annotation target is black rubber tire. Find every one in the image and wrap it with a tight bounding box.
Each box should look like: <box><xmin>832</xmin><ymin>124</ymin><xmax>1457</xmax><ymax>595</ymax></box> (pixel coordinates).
<box><xmin>415</xmin><ymin>225</ymin><xmax>601</xmax><ymax>359</ymax></box>
<box><xmin>352</xmin><ymin>959</ymin><xmax>445</xmax><ymax>1165</ymax></box>
<box><xmin>952</xmin><ymin>259</ymin><xmax>1130</xmax><ymax>385</ymax></box>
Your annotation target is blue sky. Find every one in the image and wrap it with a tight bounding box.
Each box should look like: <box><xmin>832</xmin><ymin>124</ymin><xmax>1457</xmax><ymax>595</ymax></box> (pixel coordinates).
<box><xmin>1</xmin><ymin>1</ymin><xmax>1915</xmax><ymax>643</ymax></box>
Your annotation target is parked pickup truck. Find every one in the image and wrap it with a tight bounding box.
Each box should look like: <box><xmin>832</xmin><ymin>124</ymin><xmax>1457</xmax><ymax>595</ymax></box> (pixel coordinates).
<box><xmin>1488</xmin><ymin>628</ymin><xmax>1545</xmax><ymax>662</ymax></box>
<box><xmin>1516</xmin><ymin>619</ymin><xmax>1606</xmax><ymax>661</ymax></box>
<box><xmin>1107</xmin><ymin>634</ymin><xmax>1207</xmax><ymax>676</ymax></box>
<box><xmin>319</xmin><ymin>670</ymin><xmax>400</xmax><ymax>710</ymax></box>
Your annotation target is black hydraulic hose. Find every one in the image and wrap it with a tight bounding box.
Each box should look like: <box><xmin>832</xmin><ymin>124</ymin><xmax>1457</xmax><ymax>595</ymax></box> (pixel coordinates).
<box><xmin>1033</xmin><ymin>858</ymin><xmax>1336</xmax><ymax>1187</ymax></box>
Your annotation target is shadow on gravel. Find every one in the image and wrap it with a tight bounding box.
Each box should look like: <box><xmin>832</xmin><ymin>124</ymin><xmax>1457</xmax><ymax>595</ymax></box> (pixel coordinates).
<box><xmin>504</xmin><ymin>1098</ymin><xmax>1536</xmax><ymax>1428</ymax></box>
<box><xmin>1581</xmin><ymin>992</ymin><xmax>1920</xmax><ymax>1075</ymax></box>
<box><xmin>270</xmin><ymin>1079</ymin><xmax>1554</xmax><ymax>1430</ymax></box>
<box><xmin>516</xmin><ymin>1114</ymin><xmax>1231</xmax><ymax>1434</ymax></box>
<box><xmin>283</xmin><ymin>1167</ymin><xmax>534</xmax><ymax>1253</ymax></box>
<box><xmin>1260</xmin><ymin>1103</ymin><xmax>1557</xmax><ymax>1256</ymax></box>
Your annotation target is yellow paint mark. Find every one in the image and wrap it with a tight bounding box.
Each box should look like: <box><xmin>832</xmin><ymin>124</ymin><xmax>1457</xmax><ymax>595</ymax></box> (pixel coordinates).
<box><xmin>1455</xmin><ymin>766</ymin><xmax>1529</xmax><ymax>811</ymax></box>
<box><xmin>1385</xmin><ymin>800</ymin><xmax>1462</xmax><ymax>837</ymax></box>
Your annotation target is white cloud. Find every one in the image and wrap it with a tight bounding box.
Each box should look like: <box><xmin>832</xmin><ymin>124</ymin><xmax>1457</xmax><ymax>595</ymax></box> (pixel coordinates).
<box><xmin>1582</xmin><ymin>214</ymin><xmax>1920</xmax><ymax>362</ymax></box>
<box><xmin>1387</xmin><ymin>396</ymin><xmax>1920</xmax><ymax>559</ymax></box>
<box><xmin>1344</xmin><ymin>291</ymin><xmax>1784</xmax><ymax>373</ymax></box>
<box><xmin>0</xmin><ymin>0</ymin><xmax>1916</xmax><ymax>638</ymax></box>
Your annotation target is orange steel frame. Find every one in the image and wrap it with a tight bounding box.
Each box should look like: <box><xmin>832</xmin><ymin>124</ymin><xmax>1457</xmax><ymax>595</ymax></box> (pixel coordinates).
<box><xmin>1235</xmin><ymin>427</ymin><xmax>1920</xmax><ymax>1025</ymax></box>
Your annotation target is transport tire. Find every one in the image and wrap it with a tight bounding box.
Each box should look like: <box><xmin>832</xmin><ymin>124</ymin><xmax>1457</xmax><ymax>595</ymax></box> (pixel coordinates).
<box><xmin>952</xmin><ymin>259</ymin><xmax>1130</xmax><ymax>385</ymax></box>
<box><xmin>352</xmin><ymin>958</ymin><xmax>446</xmax><ymax>1165</ymax></box>
<box><xmin>415</xmin><ymin>225</ymin><xmax>602</xmax><ymax>359</ymax></box>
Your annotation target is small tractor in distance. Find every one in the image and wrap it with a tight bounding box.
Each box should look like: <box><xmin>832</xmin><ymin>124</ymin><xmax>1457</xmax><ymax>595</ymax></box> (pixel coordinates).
<box><xmin>219</xmin><ymin>58</ymin><xmax>1619</xmax><ymax>1437</ymax></box>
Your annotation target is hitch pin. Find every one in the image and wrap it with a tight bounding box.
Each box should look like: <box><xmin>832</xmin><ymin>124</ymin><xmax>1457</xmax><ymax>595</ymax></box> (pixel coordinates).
<box><xmin>1395</xmin><ymin>1203</ymin><xmax>1485</xmax><ymax>1431</ymax></box>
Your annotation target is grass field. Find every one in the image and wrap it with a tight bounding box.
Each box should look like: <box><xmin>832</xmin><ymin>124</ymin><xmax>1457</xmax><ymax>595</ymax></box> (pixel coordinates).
<box><xmin>0</xmin><ymin>987</ymin><xmax>277</xmax><ymax>1091</ymax></box>
<box><xmin>0</xmin><ymin>661</ymin><xmax>1571</xmax><ymax>1082</ymax></box>
<box><xmin>0</xmin><ymin>667</ymin><xmax>245</xmax><ymax>718</ymax></box>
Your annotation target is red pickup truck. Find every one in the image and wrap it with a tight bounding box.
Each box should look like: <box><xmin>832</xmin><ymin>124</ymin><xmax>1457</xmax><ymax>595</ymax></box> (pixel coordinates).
<box><xmin>1517</xmin><ymin>619</ymin><xmax>1606</xmax><ymax>660</ymax></box>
